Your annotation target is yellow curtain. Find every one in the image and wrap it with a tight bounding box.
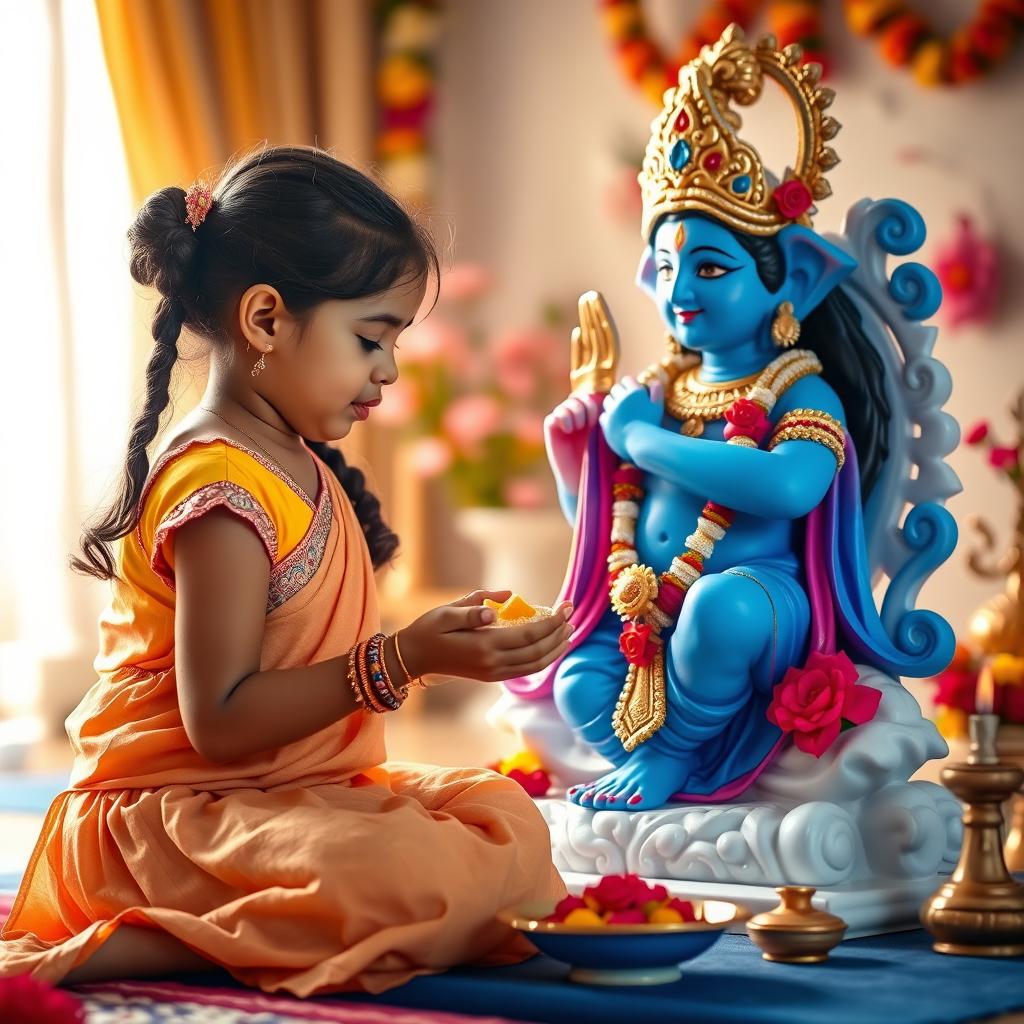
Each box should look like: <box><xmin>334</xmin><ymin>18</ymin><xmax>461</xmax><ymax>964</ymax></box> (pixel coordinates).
<box><xmin>93</xmin><ymin>0</ymin><xmax>377</xmax><ymax>467</ymax></box>
<box><xmin>94</xmin><ymin>0</ymin><xmax>373</xmax><ymax>204</ymax></box>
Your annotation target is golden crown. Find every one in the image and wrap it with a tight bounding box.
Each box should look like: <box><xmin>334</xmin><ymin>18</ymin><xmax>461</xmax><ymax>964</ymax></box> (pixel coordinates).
<box><xmin>639</xmin><ymin>24</ymin><xmax>840</xmax><ymax>240</ymax></box>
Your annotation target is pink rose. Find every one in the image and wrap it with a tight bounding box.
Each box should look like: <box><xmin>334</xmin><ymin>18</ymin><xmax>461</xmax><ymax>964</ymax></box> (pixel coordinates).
<box><xmin>772</xmin><ymin>178</ymin><xmax>813</xmax><ymax>220</ymax></box>
<box><xmin>619</xmin><ymin>622</ymin><xmax>656</xmax><ymax>668</ymax></box>
<box><xmin>441</xmin><ymin>394</ymin><xmax>503</xmax><ymax>452</ymax></box>
<box><xmin>767</xmin><ymin>650</ymin><xmax>882</xmax><ymax>758</ymax></box>
<box><xmin>989</xmin><ymin>446</ymin><xmax>1020</xmax><ymax>471</ymax></box>
<box><xmin>963</xmin><ymin>420</ymin><xmax>989</xmax><ymax>446</ymax></box>
<box><xmin>544</xmin><ymin>894</ymin><xmax>588</xmax><ymax>923</ymax></box>
<box><xmin>408</xmin><ymin>436</ymin><xmax>453</xmax><ymax>479</ymax></box>
<box><xmin>934</xmin><ymin>215</ymin><xmax>999</xmax><ymax>329</ymax></box>
<box><xmin>724</xmin><ymin>398</ymin><xmax>771</xmax><ymax>443</ymax></box>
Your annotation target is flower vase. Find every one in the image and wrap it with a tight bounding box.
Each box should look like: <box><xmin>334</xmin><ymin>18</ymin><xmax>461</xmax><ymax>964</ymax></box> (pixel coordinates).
<box><xmin>453</xmin><ymin>507</ymin><xmax>570</xmax><ymax>607</ymax></box>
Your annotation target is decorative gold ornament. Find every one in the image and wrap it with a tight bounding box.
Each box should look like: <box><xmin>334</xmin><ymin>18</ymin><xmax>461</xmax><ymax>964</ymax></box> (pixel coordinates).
<box><xmin>771</xmin><ymin>301</ymin><xmax>801</xmax><ymax>348</ymax></box>
<box><xmin>639</xmin><ymin>24</ymin><xmax>839</xmax><ymax>240</ymax></box>
<box><xmin>251</xmin><ymin>344</ymin><xmax>272</xmax><ymax>378</ymax></box>
<box><xmin>665</xmin><ymin>331</ymin><xmax>682</xmax><ymax>356</ymax></box>
<box><xmin>612</xmin><ymin>640</ymin><xmax>667</xmax><ymax>752</ymax></box>
<box><xmin>666</xmin><ymin>364</ymin><xmax>762</xmax><ymax>437</ymax></box>
<box><xmin>570</xmin><ymin>291</ymin><xmax>620</xmax><ymax>397</ymax></box>
<box><xmin>746</xmin><ymin>887</ymin><xmax>847</xmax><ymax>963</ymax></box>
<box><xmin>610</xmin><ymin>564</ymin><xmax>660</xmax><ymax>619</ymax></box>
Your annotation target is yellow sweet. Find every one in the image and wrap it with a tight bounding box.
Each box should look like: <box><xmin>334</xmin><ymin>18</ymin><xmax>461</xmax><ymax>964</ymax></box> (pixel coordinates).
<box><xmin>647</xmin><ymin>906</ymin><xmax>684</xmax><ymax>925</ymax></box>
<box><xmin>563</xmin><ymin>908</ymin><xmax>606</xmax><ymax>927</ymax></box>
<box><xmin>497</xmin><ymin>594</ymin><xmax>537</xmax><ymax>621</ymax></box>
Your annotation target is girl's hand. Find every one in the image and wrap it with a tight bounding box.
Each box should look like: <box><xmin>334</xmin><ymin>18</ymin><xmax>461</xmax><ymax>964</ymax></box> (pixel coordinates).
<box><xmin>398</xmin><ymin>590</ymin><xmax>575</xmax><ymax>683</ymax></box>
<box><xmin>544</xmin><ymin>393</ymin><xmax>602</xmax><ymax>494</ymax></box>
<box><xmin>599</xmin><ymin>376</ymin><xmax>665</xmax><ymax>460</ymax></box>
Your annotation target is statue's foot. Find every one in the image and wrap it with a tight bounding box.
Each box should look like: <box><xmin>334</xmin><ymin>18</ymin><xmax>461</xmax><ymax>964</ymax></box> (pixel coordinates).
<box><xmin>566</xmin><ymin>747</ymin><xmax>691</xmax><ymax>810</ymax></box>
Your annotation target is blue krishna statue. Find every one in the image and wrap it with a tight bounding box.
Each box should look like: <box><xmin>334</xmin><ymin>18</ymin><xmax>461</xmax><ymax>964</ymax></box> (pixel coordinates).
<box><xmin>494</xmin><ymin>26</ymin><xmax>963</xmax><ymax>903</ymax></box>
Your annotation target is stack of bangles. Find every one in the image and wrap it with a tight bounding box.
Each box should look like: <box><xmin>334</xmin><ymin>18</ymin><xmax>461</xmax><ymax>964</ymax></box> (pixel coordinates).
<box><xmin>347</xmin><ymin>630</ymin><xmax>423</xmax><ymax>713</ymax></box>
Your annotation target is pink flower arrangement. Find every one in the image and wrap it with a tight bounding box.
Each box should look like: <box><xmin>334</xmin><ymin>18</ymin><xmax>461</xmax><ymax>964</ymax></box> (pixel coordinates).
<box><xmin>379</xmin><ymin>262</ymin><xmax>571</xmax><ymax>508</ymax></box>
<box><xmin>767</xmin><ymin>650</ymin><xmax>882</xmax><ymax>757</ymax></box>
<box><xmin>962</xmin><ymin>410</ymin><xmax>1022</xmax><ymax>482</ymax></box>
<box><xmin>934</xmin><ymin>214</ymin><xmax>1000</xmax><ymax>329</ymax></box>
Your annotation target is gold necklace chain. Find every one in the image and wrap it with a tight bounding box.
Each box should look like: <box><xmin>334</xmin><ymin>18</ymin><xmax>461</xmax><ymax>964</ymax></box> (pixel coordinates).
<box><xmin>200</xmin><ymin>406</ymin><xmax>312</xmax><ymax>502</ymax></box>
<box><xmin>665</xmin><ymin>365</ymin><xmax>764</xmax><ymax>437</ymax></box>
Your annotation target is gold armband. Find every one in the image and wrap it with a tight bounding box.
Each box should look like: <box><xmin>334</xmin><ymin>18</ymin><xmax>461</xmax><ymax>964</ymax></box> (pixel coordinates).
<box><xmin>767</xmin><ymin>409</ymin><xmax>846</xmax><ymax>470</ymax></box>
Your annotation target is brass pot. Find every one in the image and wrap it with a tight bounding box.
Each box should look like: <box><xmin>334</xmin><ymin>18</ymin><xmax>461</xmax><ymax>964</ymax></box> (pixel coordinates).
<box><xmin>746</xmin><ymin>886</ymin><xmax>847</xmax><ymax>963</ymax></box>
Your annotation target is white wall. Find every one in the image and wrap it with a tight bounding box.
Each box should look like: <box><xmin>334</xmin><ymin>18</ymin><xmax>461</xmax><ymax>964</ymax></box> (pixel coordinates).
<box><xmin>433</xmin><ymin>0</ymin><xmax>1024</xmax><ymax>641</ymax></box>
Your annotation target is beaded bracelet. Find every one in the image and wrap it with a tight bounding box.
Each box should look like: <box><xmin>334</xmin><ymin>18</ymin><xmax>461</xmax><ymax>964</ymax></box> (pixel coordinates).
<box><xmin>348</xmin><ymin>633</ymin><xmax>407</xmax><ymax>713</ymax></box>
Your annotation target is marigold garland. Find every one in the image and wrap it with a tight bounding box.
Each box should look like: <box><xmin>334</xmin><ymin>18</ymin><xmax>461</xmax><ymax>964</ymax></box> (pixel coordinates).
<box><xmin>844</xmin><ymin>0</ymin><xmax>1024</xmax><ymax>86</ymax></box>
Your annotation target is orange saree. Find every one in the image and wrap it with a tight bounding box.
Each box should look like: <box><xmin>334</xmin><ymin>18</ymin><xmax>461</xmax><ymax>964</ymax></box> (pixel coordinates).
<box><xmin>0</xmin><ymin>438</ymin><xmax>564</xmax><ymax>995</ymax></box>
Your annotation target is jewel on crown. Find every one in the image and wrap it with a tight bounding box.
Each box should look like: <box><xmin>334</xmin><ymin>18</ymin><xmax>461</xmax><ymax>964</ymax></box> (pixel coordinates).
<box><xmin>639</xmin><ymin>23</ymin><xmax>841</xmax><ymax>240</ymax></box>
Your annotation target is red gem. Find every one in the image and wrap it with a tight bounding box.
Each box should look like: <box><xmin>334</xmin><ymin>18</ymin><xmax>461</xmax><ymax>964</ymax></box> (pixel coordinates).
<box><xmin>674</xmin><ymin>110</ymin><xmax>690</xmax><ymax>133</ymax></box>
<box><xmin>703</xmin><ymin>152</ymin><xmax>722</xmax><ymax>171</ymax></box>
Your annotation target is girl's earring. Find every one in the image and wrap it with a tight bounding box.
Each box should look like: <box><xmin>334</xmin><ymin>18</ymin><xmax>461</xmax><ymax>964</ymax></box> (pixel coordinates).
<box><xmin>771</xmin><ymin>301</ymin><xmax>801</xmax><ymax>348</ymax></box>
<box><xmin>251</xmin><ymin>344</ymin><xmax>273</xmax><ymax>378</ymax></box>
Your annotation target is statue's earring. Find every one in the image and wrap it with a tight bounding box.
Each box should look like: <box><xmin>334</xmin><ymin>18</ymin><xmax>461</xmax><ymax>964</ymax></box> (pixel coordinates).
<box><xmin>251</xmin><ymin>344</ymin><xmax>273</xmax><ymax>378</ymax></box>
<box><xmin>771</xmin><ymin>301</ymin><xmax>801</xmax><ymax>348</ymax></box>
<box><xmin>664</xmin><ymin>331</ymin><xmax>682</xmax><ymax>356</ymax></box>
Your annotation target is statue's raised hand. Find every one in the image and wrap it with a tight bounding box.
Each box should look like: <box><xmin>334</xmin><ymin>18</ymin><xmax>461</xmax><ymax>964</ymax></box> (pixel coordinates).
<box><xmin>599</xmin><ymin>376</ymin><xmax>665</xmax><ymax>460</ymax></box>
<box><xmin>543</xmin><ymin>291</ymin><xmax>622</xmax><ymax>497</ymax></box>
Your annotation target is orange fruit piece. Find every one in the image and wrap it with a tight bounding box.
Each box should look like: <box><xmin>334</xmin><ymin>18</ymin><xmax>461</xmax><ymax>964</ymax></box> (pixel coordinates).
<box><xmin>647</xmin><ymin>906</ymin><xmax>685</xmax><ymax>924</ymax></box>
<box><xmin>564</xmin><ymin>908</ymin><xmax>606</xmax><ymax>927</ymax></box>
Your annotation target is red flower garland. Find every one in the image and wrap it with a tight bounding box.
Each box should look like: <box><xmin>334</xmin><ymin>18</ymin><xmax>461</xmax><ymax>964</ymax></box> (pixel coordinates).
<box><xmin>845</xmin><ymin>0</ymin><xmax>1024</xmax><ymax>86</ymax></box>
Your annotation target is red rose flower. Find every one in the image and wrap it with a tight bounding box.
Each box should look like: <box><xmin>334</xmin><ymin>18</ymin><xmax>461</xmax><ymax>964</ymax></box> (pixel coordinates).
<box><xmin>963</xmin><ymin>420</ymin><xmax>989</xmax><ymax>446</ymax></box>
<box><xmin>767</xmin><ymin>650</ymin><xmax>882</xmax><ymax>758</ymax></box>
<box><xmin>997</xmin><ymin>684</ymin><xmax>1024</xmax><ymax>725</ymax></box>
<box><xmin>619</xmin><ymin>622</ymin><xmax>656</xmax><ymax>667</ymax></box>
<box><xmin>605</xmin><ymin>909</ymin><xmax>648</xmax><ymax>924</ymax></box>
<box><xmin>0</xmin><ymin>974</ymin><xmax>84</xmax><ymax>1024</ymax></box>
<box><xmin>933</xmin><ymin>667</ymin><xmax>978</xmax><ymax>714</ymax></box>
<box><xmin>773</xmin><ymin>178</ymin><xmax>813</xmax><ymax>220</ymax></box>
<box><xmin>989</xmin><ymin>446</ymin><xmax>1020</xmax><ymax>471</ymax></box>
<box><xmin>585</xmin><ymin>874</ymin><xmax>639</xmax><ymax>912</ymax></box>
<box><xmin>724</xmin><ymin>398</ymin><xmax>771</xmax><ymax>443</ymax></box>
<box><xmin>505</xmin><ymin>767</ymin><xmax>552</xmax><ymax>798</ymax></box>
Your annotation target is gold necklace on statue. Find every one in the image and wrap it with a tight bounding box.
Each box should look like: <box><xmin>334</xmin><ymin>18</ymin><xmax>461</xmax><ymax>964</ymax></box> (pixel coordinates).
<box><xmin>665</xmin><ymin>365</ymin><xmax>764</xmax><ymax>437</ymax></box>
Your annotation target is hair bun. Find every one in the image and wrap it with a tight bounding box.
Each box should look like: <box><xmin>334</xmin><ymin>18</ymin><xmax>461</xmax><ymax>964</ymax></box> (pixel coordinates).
<box><xmin>127</xmin><ymin>186</ymin><xmax>200</xmax><ymax>301</ymax></box>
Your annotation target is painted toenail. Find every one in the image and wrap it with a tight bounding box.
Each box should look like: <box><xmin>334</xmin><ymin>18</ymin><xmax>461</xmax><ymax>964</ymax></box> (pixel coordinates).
<box><xmin>568</xmin><ymin>786</ymin><xmax>579</xmax><ymax>794</ymax></box>
<box><xmin>628</xmin><ymin>794</ymin><xmax>643</xmax><ymax>806</ymax></box>
<box><xmin>608</xmin><ymin>796</ymin><xmax>617</xmax><ymax>803</ymax></box>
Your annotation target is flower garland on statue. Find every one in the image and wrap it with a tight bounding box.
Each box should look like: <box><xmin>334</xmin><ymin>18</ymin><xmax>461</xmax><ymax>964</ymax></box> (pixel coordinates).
<box><xmin>608</xmin><ymin>347</ymin><xmax>836</xmax><ymax>750</ymax></box>
<box><xmin>844</xmin><ymin>0</ymin><xmax>1024</xmax><ymax>87</ymax></box>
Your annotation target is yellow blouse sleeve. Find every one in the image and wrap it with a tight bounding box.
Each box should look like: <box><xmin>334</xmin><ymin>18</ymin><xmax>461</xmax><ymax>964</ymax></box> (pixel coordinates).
<box><xmin>138</xmin><ymin>440</ymin><xmax>312</xmax><ymax>590</ymax></box>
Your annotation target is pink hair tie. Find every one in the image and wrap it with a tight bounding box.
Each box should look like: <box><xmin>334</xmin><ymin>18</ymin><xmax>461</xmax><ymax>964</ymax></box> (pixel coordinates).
<box><xmin>184</xmin><ymin>181</ymin><xmax>213</xmax><ymax>231</ymax></box>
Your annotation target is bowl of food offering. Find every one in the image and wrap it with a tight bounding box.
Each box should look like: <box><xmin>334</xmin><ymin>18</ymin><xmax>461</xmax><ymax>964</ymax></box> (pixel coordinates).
<box><xmin>498</xmin><ymin>873</ymin><xmax>749</xmax><ymax>985</ymax></box>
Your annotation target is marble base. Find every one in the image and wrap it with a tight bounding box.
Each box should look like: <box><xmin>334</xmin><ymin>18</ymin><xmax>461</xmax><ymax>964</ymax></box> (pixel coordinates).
<box><xmin>561</xmin><ymin>869</ymin><xmax>945</xmax><ymax>938</ymax></box>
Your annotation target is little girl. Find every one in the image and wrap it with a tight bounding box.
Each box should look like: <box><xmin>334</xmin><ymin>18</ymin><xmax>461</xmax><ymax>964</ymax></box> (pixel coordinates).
<box><xmin>0</xmin><ymin>145</ymin><xmax>571</xmax><ymax>995</ymax></box>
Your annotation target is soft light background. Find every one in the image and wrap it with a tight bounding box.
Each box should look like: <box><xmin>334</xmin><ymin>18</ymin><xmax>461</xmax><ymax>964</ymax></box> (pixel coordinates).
<box><xmin>0</xmin><ymin>0</ymin><xmax>1021</xmax><ymax>780</ymax></box>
